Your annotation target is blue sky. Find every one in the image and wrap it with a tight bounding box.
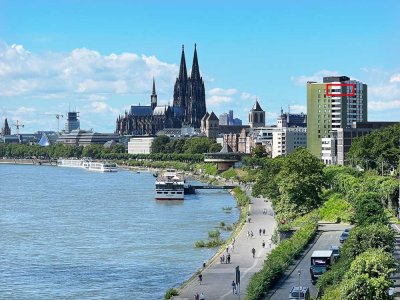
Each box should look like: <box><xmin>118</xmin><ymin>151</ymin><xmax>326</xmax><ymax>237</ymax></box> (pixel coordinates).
<box><xmin>1</xmin><ymin>0</ymin><xmax>399</xmax><ymax>132</ymax></box>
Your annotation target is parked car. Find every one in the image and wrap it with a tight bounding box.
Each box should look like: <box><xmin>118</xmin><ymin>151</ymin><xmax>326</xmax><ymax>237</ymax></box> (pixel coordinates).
<box><xmin>289</xmin><ymin>286</ymin><xmax>310</xmax><ymax>300</ymax></box>
<box><xmin>339</xmin><ymin>231</ymin><xmax>350</xmax><ymax>243</ymax></box>
<box><xmin>310</xmin><ymin>250</ymin><xmax>334</xmax><ymax>282</ymax></box>
<box><xmin>329</xmin><ymin>245</ymin><xmax>340</xmax><ymax>260</ymax></box>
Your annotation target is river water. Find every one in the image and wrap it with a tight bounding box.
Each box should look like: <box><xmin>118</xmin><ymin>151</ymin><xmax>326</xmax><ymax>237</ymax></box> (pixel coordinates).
<box><xmin>0</xmin><ymin>164</ymin><xmax>239</xmax><ymax>299</ymax></box>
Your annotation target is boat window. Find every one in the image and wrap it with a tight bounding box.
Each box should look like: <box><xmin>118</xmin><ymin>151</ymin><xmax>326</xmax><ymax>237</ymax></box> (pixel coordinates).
<box><xmin>171</xmin><ymin>192</ymin><xmax>175</xmax><ymax>194</ymax></box>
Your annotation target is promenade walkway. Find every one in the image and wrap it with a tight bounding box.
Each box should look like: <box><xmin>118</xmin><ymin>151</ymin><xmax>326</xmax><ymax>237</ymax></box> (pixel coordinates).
<box><xmin>172</xmin><ymin>187</ymin><xmax>276</xmax><ymax>300</ymax></box>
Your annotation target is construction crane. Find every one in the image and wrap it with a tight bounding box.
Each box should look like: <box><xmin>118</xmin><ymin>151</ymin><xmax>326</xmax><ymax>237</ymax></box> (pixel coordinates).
<box><xmin>12</xmin><ymin>120</ymin><xmax>24</xmax><ymax>135</ymax></box>
<box><xmin>45</xmin><ymin>113</ymin><xmax>64</xmax><ymax>132</ymax></box>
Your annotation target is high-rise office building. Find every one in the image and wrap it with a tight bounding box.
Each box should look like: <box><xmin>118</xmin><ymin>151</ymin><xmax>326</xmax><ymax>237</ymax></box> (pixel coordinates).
<box><xmin>65</xmin><ymin>111</ymin><xmax>80</xmax><ymax>133</ymax></box>
<box><xmin>219</xmin><ymin>113</ymin><xmax>229</xmax><ymax>125</ymax></box>
<box><xmin>307</xmin><ymin>76</ymin><xmax>367</xmax><ymax>158</ymax></box>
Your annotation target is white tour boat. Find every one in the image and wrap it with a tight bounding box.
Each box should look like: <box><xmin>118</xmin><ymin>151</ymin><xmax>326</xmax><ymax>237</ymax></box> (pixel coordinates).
<box><xmin>57</xmin><ymin>159</ymin><xmax>85</xmax><ymax>168</ymax></box>
<box><xmin>57</xmin><ymin>159</ymin><xmax>117</xmax><ymax>172</ymax></box>
<box><xmin>88</xmin><ymin>162</ymin><xmax>118</xmax><ymax>172</ymax></box>
<box><xmin>155</xmin><ymin>169</ymin><xmax>184</xmax><ymax>200</ymax></box>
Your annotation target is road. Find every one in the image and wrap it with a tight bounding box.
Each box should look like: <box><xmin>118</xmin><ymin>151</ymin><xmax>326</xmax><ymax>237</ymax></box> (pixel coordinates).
<box><xmin>268</xmin><ymin>223</ymin><xmax>350</xmax><ymax>300</ymax></box>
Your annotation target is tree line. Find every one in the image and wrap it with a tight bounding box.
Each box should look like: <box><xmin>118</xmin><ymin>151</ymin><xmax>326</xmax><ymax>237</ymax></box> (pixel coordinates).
<box><xmin>150</xmin><ymin>135</ymin><xmax>222</xmax><ymax>154</ymax></box>
<box><xmin>0</xmin><ymin>143</ymin><xmax>204</xmax><ymax>162</ymax></box>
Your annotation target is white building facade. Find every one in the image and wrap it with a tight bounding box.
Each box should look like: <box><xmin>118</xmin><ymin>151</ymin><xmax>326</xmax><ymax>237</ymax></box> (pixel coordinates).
<box><xmin>272</xmin><ymin>127</ymin><xmax>307</xmax><ymax>158</ymax></box>
<box><xmin>128</xmin><ymin>137</ymin><xmax>155</xmax><ymax>154</ymax></box>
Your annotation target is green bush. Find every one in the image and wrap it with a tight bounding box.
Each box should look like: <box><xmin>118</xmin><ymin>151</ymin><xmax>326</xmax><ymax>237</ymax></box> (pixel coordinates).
<box><xmin>319</xmin><ymin>193</ymin><xmax>353</xmax><ymax>223</ymax></box>
<box><xmin>233</xmin><ymin>187</ymin><xmax>250</xmax><ymax>207</ymax></box>
<box><xmin>221</xmin><ymin>168</ymin><xmax>237</xmax><ymax>179</ymax></box>
<box><xmin>164</xmin><ymin>288</ymin><xmax>178</xmax><ymax>299</ymax></box>
<box><xmin>208</xmin><ymin>230</ymin><xmax>221</xmax><ymax>239</ymax></box>
<box><xmin>245</xmin><ymin>211</ymin><xmax>318</xmax><ymax>300</ymax></box>
<box><xmin>195</xmin><ymin>240</ymin><xmax>206</xmax><ymax>248</ymax></box>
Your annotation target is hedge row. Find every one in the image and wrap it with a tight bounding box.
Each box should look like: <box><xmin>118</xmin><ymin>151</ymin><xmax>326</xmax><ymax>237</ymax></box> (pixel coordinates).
<box><xmin>245</xmin><ymin>211</ymin><xmax>319</xmax><ymax>300</ymax></box>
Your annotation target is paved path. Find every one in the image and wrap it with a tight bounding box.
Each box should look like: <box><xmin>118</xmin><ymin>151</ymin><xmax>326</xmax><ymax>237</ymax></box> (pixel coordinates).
<box><xmin>172</xmin><ymin>188</ymin><xmax>276</xmax><ymax>300</ymax></box>
<box><xmin>391</xmin><ymin>223</ymin><xmax>400</xmax><ymax>299</ymax></box>
<box><xmin>268</xmin><ymin>223</ymin><xmax>350</xmax><ymax>300</ymax></box>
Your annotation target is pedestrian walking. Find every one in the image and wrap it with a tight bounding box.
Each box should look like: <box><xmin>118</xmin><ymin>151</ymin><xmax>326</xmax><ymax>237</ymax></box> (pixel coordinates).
<box><xmin>220</xmin><ymin>256</ymin><xmax>223</xmax><ymax>263</ymax></box>
<box><xmin>252</xmin><ymin>247</ymin><xmax>256</xmax><ymax>258</ymax></box>
<box><xmin>227</xmin><ymin>253</ymin><xmax>231</xmax><ymax>264</ymax></box>
<box><xmin>259</xmin><ymin>228</ymin><xmax>262</xmax><ymax>236</ymax></box>
<box><xmin>226</xmin><ymin>246</ymin><xmax>229</xmax><ymax>253</ymax></box>
<box><xmin>200</xmin><ymin>292</ymin><xmax>205</xmax><ymax>300</ymax></box>
<box><xmin>262</xmin><ymin>240</ymin><xmax>265</xmax><ymax>248</ymax></box>
<box><xmin>248</xmin><ymin>217</ymin><xmax>251</xmax><ymax>223</ymax></box>
<box><xmin>222</xmin><ymin>254</ymin><xmax>225</xmax><ymax>263</ymax></box>
<box><xmin>231</xmin><ymin>243</ymin><xmax>235</xmax><ymax>252</ymax></box>
<box><xmin>198</xmin><ymin>273</ymin><xmax>203</xmax><ymax>285</ymax></box>
<box><xmin>246</xmin><ymin>231</ymin><xmax>250</xmax><ymax>238</ymax></box>
<box><xmin>250</xmin><ymin>231</ymin><xmax>254</xmax><ymax>238</ymax></box>
<box><xmin>231</xmin><ymin>280</ymin><xmax>237</xmax><ymax>294</ymax></box>
<box><xmin>194</xmin><ymin>292</ymin><xmax>200</xmax><ymax>300</ymax></box>
<box><xmin>263</xmin><ymin>229</ymin><xmax>266</xmax><ymax>235</ymax></box>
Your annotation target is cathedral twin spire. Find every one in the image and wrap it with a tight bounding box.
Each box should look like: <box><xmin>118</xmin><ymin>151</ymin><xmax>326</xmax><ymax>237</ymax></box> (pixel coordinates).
<box><xmin>173</xmin><ymin>44</ymin><xmax>206</xmax><ymax>128</ymax></box>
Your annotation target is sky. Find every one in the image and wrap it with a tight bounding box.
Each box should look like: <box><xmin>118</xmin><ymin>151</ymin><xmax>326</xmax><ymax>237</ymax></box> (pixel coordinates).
<box><xmin>0</xmin><ymin>0</ymin><xmax>399</xmax><ymax>133</ymax></box>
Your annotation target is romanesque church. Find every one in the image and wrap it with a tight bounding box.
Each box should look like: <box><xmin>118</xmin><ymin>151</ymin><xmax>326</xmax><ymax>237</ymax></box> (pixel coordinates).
<box><xmin>115</xmin><ymin>45</ymin><xmax>207</xmax><ymax>135</ymax></box>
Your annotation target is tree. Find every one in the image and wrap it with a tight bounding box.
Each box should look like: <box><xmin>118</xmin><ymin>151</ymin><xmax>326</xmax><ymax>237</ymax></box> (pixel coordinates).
<box><xmin>275</xmin><ymin>148</ymin><xmax>325</xmax><ymax>219</ymax></box>
<box><xmin>209</xmin><ymin>143</ymin><xmax>222</xmax><ymax>153</ymax></box>
<box><xmin>353</xmin><ymin>192</ymin><xmax>388</xmax><ymax>226</ymax></box>
<box><xmin>346</xmin><ymin>249</ymin><xmax>397</xmax><ymax>280</ymax></box>
<box><xmin>342</xmin><ymin>224</ymin><xmax>395</xmax><ymax>259</ymax></box>
<box><xmin>251</xmin><ymin>157</ymin><xmax>282</xmax><ymax>199</ymax></box>
<box><xmin>183</xmin><ymin>137</ymin><xmax>215</xmax><ymax>154</ymax></box>
<box><xmin>151</xmin><ymin>135</ymin><xmax>170</xmax><ymax>153</ymax></box>
<box><xmin>340</xmin><ymin>249</ymin><xmax>397</xmax><ymax>300</ymax></box>
<box><xmin>252</xmin><ymin>144</ymin><xmax>266</xmax><ymax>157</ymax></box>
<box><xmin>348</xmin><ymin>124</ymin><xmax>400</xmax><ymax>173</ymax></box>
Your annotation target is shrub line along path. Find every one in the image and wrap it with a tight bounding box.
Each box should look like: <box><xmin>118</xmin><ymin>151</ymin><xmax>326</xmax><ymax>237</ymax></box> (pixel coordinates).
<box><xmin>172</xmin><ymin>187</ymin><xmax>276</xmax><ymax>300</ymax></box>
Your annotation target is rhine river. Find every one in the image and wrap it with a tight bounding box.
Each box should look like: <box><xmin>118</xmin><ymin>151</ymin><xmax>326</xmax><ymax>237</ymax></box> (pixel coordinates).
<box><xmin>0</xmin><ymin>164</ymin><xmax>239</xmax><ymax>299</ymax></box>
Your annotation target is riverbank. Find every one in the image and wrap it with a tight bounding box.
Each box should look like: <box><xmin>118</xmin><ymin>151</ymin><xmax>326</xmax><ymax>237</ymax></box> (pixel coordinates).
<box><xmin>0</xmin><ymin>158</ymin><xmax>57</xmax><ymax>165</ymax></box>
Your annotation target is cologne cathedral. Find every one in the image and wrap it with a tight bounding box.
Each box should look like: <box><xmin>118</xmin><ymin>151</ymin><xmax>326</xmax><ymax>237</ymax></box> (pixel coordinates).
<box><xmin>115</xmin><ymin>44</ymin><xmax>207</xmax><ymax>135</ymax></box>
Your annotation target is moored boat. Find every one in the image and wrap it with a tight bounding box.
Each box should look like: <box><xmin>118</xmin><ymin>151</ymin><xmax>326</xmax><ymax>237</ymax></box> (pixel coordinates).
<box><xmin>155</xmin><ymin>169</ymin><xmax>184</xmax><ymax>200</ymax></box>
<box><xmin>57</xmin><ymin>159</ymin><xmax>85</xmax><ymax>168</ymax></box>
<box><xmin>88</xmin><ymin>162</ymin><xmax>118</xmax><ymax>172</ymax></box>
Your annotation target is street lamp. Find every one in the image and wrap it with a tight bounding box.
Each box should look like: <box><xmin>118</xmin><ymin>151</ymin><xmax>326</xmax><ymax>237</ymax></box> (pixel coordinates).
<box><xmin>297</xmin><ymin>269</ymin><xmax>302</xmax><ymax>300</ymax></box>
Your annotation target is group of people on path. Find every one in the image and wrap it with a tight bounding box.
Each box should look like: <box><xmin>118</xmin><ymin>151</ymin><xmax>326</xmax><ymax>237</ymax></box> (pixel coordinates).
<box><xmin>194</xmin><ymin>292</ymin><xmax>205</xmax><ymax>300</ymax></box>
<box><xmin>262</xmin><ymin>208</ymin><xmax>274</xmax><ymax>216</ymax></box>
<box><xmin>220</xmin><ymin>237</ymin><xmax>235</xmax><ymax>264</ymax></box>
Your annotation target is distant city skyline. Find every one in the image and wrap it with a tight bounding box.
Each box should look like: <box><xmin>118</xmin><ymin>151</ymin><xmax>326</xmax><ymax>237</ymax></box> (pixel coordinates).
<box><xmin>0</xmin><ymin>0</ymin><xmax>399</xmax><ymax>133</ymax></box>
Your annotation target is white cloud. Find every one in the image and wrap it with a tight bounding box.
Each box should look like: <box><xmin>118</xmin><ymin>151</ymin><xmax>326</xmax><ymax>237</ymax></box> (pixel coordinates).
<box><xmin>14</xmin><ymin>106</ymin><xmax>36</xmax><ymax>114</ymax></box>
<box><xmin>390</xmin><ymin>74</ymin><xmax>400</xmax><ymax>83</ymax></box>
<box><xmin>0</xmin><ymin>41</ymin><xmax>178</xmax><ymax>99</ymax></box>
<box><xmin>369</xmin><ymin>100</ymin><xmax>400</xmax><ymax>111</ymax></box>
<box><xmin>290</xmin><ymin>70</ymin><xmax>342</xmax><ymax>86</ymax></box>
<box><xmin>89</xmin><ymin>101</ymin><xmax>119</xmax><ymax>115</ymax></box>
<box><xmin>208</xmin><ymin>88</ymin><xmax>238</xmax><ymax>96</ymax></box>
<box><xmin>208</xmin><ymin>95</ymin><xmax>232</xmax><ymax>105</ymax></box>
<box><xmin>240</xmin><ymin>92</ymin><xmax>256</xmax><ymax>100</ymax></box>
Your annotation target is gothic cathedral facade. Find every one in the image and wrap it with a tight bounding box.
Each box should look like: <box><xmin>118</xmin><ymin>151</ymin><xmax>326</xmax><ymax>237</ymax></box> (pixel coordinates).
<box><xmin>115</xmin><ymin>45</ymin><xmax>206</xmax><ymax>135</ymax></box>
